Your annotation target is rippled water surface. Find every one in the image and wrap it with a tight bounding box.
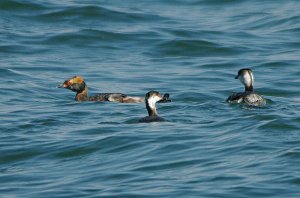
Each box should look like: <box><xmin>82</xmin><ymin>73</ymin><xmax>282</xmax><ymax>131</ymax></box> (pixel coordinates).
<box><xmin>1</xmin><ymin>0</ymin><xmax>300</xmax><ymax>197</ymax></box>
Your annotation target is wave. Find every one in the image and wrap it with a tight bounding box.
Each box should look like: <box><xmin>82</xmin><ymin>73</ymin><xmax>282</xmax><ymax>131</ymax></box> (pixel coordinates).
<box><xmin>36</xmin><ymin>5</ymin><xmax>166</xmax><ymax>23</ymax></box>
<box><xmin>153</xmin><ymin>39</ymin><xmax>243</xmax><ymax>57</ymax></box>
<box><xmin>0</xmin><ymin>0</ymin><xmax>46</xmax><ymax>11</ymax></box>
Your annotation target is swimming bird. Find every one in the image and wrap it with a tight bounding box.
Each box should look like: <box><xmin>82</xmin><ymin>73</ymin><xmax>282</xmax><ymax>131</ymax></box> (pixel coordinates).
<box><xmin>139</xmin><ymin>91</ymin><xmax>171</xmax><ymax>123</ymax></box>
<box><xmin>58</xmin><ymin>76</ymin><xmax>144</xmax><ymax>103</ymax></box>
<box><xmin>226</xmin><ymin>68</ymin><xmax>266</xmax><ymax>106</ymax></box>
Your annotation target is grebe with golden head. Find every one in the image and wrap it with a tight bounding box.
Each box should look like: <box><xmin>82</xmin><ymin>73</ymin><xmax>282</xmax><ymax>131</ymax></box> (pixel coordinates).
<box><xmin>58</xmin><ymin>76</ymin><xmax>144</xmax><ymax>103</ymax></box>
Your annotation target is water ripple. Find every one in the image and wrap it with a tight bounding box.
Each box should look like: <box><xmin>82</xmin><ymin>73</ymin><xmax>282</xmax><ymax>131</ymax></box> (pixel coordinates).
<box><xmin>1</xmin><ymin>0</ymin><xmax>300</xmax><ymax>197</ymax></box>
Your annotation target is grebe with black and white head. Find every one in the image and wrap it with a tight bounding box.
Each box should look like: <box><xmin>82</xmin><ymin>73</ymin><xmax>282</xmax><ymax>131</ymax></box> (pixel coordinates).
<box><xmin>58</xmin><ymin>76</ymin><xmax>144</xmax><ymax>103</ymax></box>
<box><xmin>139</xmin><ymin>91</ymin><xmax>171</xmax><ymax>123</ymax></box>
<box><xmin>226</xmin><ymin>68</ymin><xmax>266</xmax><ymax>106</ymax></box>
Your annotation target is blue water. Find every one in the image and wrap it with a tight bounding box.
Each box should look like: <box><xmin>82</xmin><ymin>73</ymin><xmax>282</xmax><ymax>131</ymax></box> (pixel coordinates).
<box><xmin>1</xmin><ymin>0</ymin><xmax>300</xmax><ymax>197</ymax></box>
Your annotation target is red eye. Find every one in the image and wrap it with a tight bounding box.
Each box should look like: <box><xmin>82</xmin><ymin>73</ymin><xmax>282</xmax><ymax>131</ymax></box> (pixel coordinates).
<box><xmin>63</xmin><ymin>80</ymin><xmax>72</xmax><ymax>87</ymax></box>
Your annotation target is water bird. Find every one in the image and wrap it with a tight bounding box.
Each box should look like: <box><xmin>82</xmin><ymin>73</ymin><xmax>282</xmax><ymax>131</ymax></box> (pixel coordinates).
<box><xmin>139</xmin><ymin>91</ymin><xmax>171</xmax><ymax>123</ymax></box>
<box><xmin>58</xmin><ymin>76</ymin><xmax>144</xmax><ymax>102</ymax></box>
<box><xmin>226</xmin><ymin>68</ymin><xmax>266</xmax><ymax>106</ymax></box>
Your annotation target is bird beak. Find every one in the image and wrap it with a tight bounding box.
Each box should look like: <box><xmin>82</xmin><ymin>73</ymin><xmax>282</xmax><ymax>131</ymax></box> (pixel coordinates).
<box><xmin>57</xmin><ymin>83</ymin><xmax>64</xmax><ymax>88</ymax></box>
<box><xmin>234</xmin><ymin>75</ymin><xmax>239</xmax><ymax>79</ymax></box>
<box><xmin>157</xmin><ymin>93</ymin><xmax>171</xmax><ymax>103</ymax></box>
<box><xmin>57</xmin><ymin>80</ymin><xmax>69</xmax><ymax>88</ymax></box>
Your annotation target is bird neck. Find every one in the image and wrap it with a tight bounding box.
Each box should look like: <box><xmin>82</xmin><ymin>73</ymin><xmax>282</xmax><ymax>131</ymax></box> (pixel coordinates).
<box><xmin>75</xmin><ymin>84</ymin><xmax>88</xmax><ymax>101</ymax></box>
<box><xmin>146</xmin><ymin>100</ymin><xmax>158</xmax><ymax>116</ymax></box>
<box><xmin>244</xmin><ymin>84</ymin><xmax>253</xmax><ymax>92</ymax></box>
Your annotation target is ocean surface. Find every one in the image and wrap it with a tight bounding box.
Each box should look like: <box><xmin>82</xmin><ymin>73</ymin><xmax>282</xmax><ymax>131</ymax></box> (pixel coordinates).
<box><xmin>1</xmin><ymin>0</ymin><xmax>300</xmax><ymax>197</ymax></box>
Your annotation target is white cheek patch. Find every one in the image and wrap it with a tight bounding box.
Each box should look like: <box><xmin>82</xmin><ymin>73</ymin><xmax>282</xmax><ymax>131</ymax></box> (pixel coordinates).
<box><xmin>148</xmin><ymin>96</ymin><xmax>162</xmax><ymax>109</ymax></box>
<box><xmin>154</xmin><ymin>95</ymin><xmax>162</xmax><ymax>103</ymax></box>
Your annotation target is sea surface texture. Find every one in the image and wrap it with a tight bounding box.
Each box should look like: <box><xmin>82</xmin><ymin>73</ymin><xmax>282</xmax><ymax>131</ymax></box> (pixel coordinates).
<box><xmin>1</xmin><ymin>0</ymin><xmax>300</xmax><ymax>197</ymax></box>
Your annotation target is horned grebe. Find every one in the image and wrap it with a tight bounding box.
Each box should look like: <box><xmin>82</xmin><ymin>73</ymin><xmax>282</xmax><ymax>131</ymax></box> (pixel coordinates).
<box><xmin>58</xmin><ymin>76</ymin><xmax>143</xmax><ymax>103</ymax></box>
<box><xmin>226</xmin><ymin>68</ymin><xmax>266</xmax><ymax>106</ymax></box>
<box><xmin>139</xmin><ymin>91</ymin><xmax>171</xmax><ymax>123</ymax></box>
